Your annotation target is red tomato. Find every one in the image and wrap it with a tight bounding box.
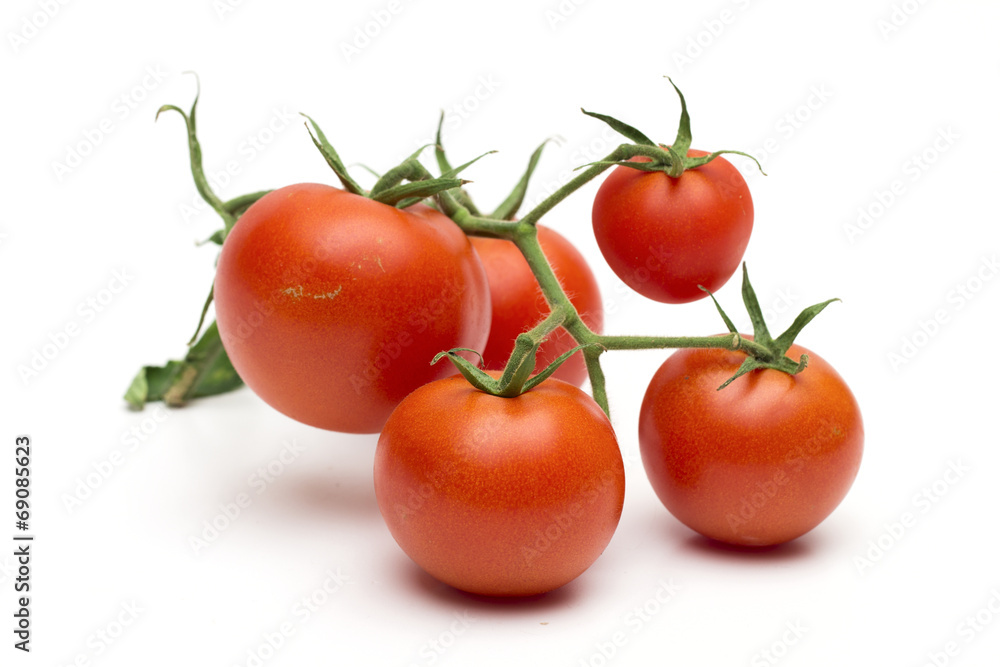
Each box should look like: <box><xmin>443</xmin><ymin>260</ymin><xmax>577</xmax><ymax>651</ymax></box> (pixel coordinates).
<box><xmin>213</xmin><ymin>183</ymin><xmax>491</xmax><ymax>434</ymax></box>
<box><xmin>470</xmin><ymin>226</ymin><xmax>603</xmax><ymax>386</ymax></box>
<box><xmin>639</xmin><ymin>342</ymin><xmax>863</xmax><ymax>547</ymax></box>
<box><xmin>591</xmin><ymin>150</ymin><xmax>752</xmax><ymax>304</ymax></box>
<box><xmin>374</xmin><ymin>374</ymin><xmax>625</xmax><ymax>596</ymax></box>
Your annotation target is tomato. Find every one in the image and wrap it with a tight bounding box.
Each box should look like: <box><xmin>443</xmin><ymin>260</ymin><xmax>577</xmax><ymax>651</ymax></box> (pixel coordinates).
<box><xmin>470</xmin><ymin>225</ymin><xmax>603</xmax><ymax>386</ymax></box>
<box><xmin>638</xmin><ymin>342</ymin><xmax>863</xmax><ymax>547</ymax></box>
<box><xmin>213</xmin><ymin>183</ymin><xmax>491</xmax><ymax>434</ymax></box>
<box><xmin>591</xmin><ymin>150</ymin><xmax>752</xmax><ymax>304</ymax></box>
<box><xmin>374</xmin><ymin>374</ymin><xmax>625</xmax><ymax>596</ymax></box>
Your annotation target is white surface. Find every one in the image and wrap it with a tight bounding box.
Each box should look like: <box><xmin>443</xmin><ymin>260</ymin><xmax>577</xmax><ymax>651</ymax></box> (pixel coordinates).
<box><xmin>4</xmin><ymin>0</ymin><xmax>1000</xmax><ymax>665</ymax></box>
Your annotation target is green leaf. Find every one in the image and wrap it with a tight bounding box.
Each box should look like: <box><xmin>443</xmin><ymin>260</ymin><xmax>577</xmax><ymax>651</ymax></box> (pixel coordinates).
<box><xmin>125</xmin><ymin>361</ymin><xmax>186</xmax><ymax>410</ymax></box>
<box><xmin>581</xmin><ymin>109</ymin><xmax>656</xmax><ymax>146</ymax></box>
<box><xmin>185</xmin><ymin>328</ymin><xmax>243</xmax><ymax>399</ymax></box>
<box><xmin>123</xmin><ymin>366</ymin><xmax>152</xmax><ymax>410</ymax></box>
<box><xmin>124</xmin><ymin>320</ymin><xmax>242</xmax><ymax>409</ymax></box>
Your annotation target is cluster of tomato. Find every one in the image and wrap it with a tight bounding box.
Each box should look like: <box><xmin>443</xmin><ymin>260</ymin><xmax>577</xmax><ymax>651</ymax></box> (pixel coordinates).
<box><xmin>152</xmin><ymin>80</ymin><xmax>864</xmax><ymax>598</ymax></box>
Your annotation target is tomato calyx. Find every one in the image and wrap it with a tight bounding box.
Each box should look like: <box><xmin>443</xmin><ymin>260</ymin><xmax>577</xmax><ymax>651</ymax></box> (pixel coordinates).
<box><xmin>432</xmin><ymin>114</ymin><xmax>557</xmax><ymax>232</ymax></box>
<box><xmin>432</xmin><ymin>310</ymin><xmax>597</xmax><ymax>398</ymax></box>
<box><xmin>301</xmin><ymin>114</ymin><xmax>483</xmax><ymax>208</ymax></box>
<box><xmin>127</xmin><ymin>74</ymin><xmax>267</xmax><ymax>409</ymax></box>
<box><xmin>701</xmin><ymin>264</ymin><xmax>840</xmax><ymax>389</ymax></box>
<box><xmin>581</xmin><ymin>77</ymin><xmax>764</xmax><ymax>179</ymax></box>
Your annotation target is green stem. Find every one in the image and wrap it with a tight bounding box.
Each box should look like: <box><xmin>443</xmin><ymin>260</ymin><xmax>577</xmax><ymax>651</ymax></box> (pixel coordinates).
<box><xmin>581</xmin><ymin>345</ymin><xmax>609</xmax><ymax>414</ymax></box>
<box><xmin>518</xmin><ymin>147</ymin><xmax>624</xmax><ymax>227</ymax></box>
<box><xmin>597</xmin><ymin>332</ymin><xmax>756</xmax><ymax>354</ymax></box>
<box><xmin>437</xmin><ymin>141</ymin><xmax>806</xmax><ymax>415</ymax></box>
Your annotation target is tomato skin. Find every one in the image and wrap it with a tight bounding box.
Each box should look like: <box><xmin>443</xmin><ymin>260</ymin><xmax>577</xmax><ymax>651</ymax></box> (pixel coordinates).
<box><xmin>470</xmin><ymin>226</ymin><xmax>603</xmax><ymax>386</ymax></box>
<box><xmin>638</xmin><ymin>343</ymin><xmax>863</xmax><ymax>547</ymax></box>
<box><xmin>213</xmin><ymin>183</ymin><xmax>491</xmax><ymax>434</ymax></box>
<box><xmin>374</xmin><ymin>375</ymin><xmax>625</xmax><ymax>597</ymax></box>
<box><xmin>591</xmin><ymin>150</ymin><xmax>752</xmax><ymax>304</ymax></box>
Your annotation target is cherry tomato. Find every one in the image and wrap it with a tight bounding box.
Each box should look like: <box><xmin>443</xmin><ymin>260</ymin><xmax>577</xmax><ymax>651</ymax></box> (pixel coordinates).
<box><xmin>639</xmin><ymin>342</ymin><xmax>863</xmax><ymax>547</ymax></box>
<box><xmin>591</xmin><ymin>150</ymin><xmax>752</xmax><ymax>304</ymax></box>
<box><xmin>374</xmin><ymin>374</ymin><xmax>625</xmax><ymax>596</ymax></box>
<box><xmin>213</xmin><ymin>183</ymin><xmax>491</xmax><ymax>434</ymax></box>
<box><xmin>470</xmin><ymin>225</ymin><xmax>603</xmax><ymax>386</ymax></box>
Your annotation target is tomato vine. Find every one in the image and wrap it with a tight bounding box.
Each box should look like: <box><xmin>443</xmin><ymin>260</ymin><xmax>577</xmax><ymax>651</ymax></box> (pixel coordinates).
<box><xmin>127</xmin><ymin>75</ymin><xmax>839</xmax><ymax>421</ymax></box>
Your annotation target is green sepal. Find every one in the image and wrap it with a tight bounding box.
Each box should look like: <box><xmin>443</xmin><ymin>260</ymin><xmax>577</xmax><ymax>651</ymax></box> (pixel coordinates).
<box><xmin>156</xmin><ymin>73</ymin><xmax>237</xmax><ymax>234</ymax></box>
<box><xmin>490</xmin><ymin>138</ymin><xmax>555</xmax><ymax>221</ymax></box>
<box><xmin>440</xmin><ymin>150</ymin><xmax>496</xmax><ymax>180</ymax></box>
<box><xmin>717</xmin><ymin>356</ymin><xmax>765</xmax><ymax>390</ymax></box>
<box><xmin>665</xmin><ymin>77</ymin><xmax>693</xmax><ymax>158</ymax></box>
<box><xmin>224</xmin><ymin>190</ymin><xmax>272</xmax><ymax>218</ymax></box>
<box><xmin>707</xmin><ymin>264</ymin><xmax>836</xmax><ymax>390</ymax></box>
<box><xmin>371</xmin><ymin>178</ymin><xmax>469</xmax><ymax>207</ymax></box>
<box><xmin>196</xmin><ymin>229</ymin><xmax>226</xmax><ymax>247</ymax></box>
<box><xmin>431</xmin><ymin>347</ymin><xmax>535</xmax><ymax>397</ymax></box>
<box><xmin>522</xmin><ymin>343</ymin><xmax>600</xmax><ymax>392</ymax></box>
<box><xmin>187</xmin><ymin>284</ymin><xmax>214</xmax><ymax>345</ymax></box>
<box><xmin>195</xmin><ymin>190</ymin><xmax>271</xmax><ymax>247</ymax></box>
<box><xmin>430</xmin><ymin>349</ymin><xmax>495</xmax><ymax>394</ymax></box>
<box><xmin>582</xmin><ymin>79</ymin><xmax>765</xmax><ymax>179</ymax></box>
<box><xmin>581</xmin><ymin>109</ymin><xmax>656</xmax><ymax>147</ymax></box>
<box><xmin>300</xmin><ymin>113</ymin><xmax>367</xmax><ymax>196</ymax></box>
<box><xmin>739</xmin><ymin>264</ymin><xmax>774</xmax><ymax>348</ymax></box>
<box><xmin>572</xmin><ymin>144</ymin><xmax>674</xmax><ymax>173</ymax></box>
<box><xmin>432</xmin><ymin>332</ymin><xmax>539</xmax><ymax>398</ymax></box>
<box><xmin>372</xmin><ymin>150</ymin><xmax>491</xmax><ymax>207</ymax></box>
<box><xmin>773</xmin><ymin>298</ymin><xmax>840</xmax><ymax>356</ymax></box>
<box><xmin>432</xmin><ymin>337</ymin><xmax>598</xmax><ymax>398</ymax></box>
<box><xmin>699</xmin><ymin>285</ymin><xmax>738</xmax><ymax>334</ymax></box>
<box><xmin>434</xmin><ymin>112</ymin><xmax>481</xmax><ymax>216</ymax></box>
<box><xmin>683</xmin><ymin>149</ymin><xmax>766</xmax><ymax>176</ymax></box>
<box><xmin>124</xmin><ymin>321</ymin><xmax>242</xmax><ymax>410</ymax></box>
<box><xmin>352</xmin><ymin>163</ymin><xmax>383</xmax><ymax>181</ymax></box>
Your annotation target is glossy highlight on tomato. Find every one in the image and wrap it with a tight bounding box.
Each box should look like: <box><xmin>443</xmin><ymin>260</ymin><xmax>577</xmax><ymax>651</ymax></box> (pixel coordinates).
<box><xmin>470</xmin><ymin>225</ymin><xmax>603</xmax><ymax>386</ymax></box>
<box><xmin>213</xmin><ymin>183</ymin><xmax>491</xmax><ymax>434</ymax></box>
<box><xmin>592</xmin><ymin>151</ymin><xmax>752</xmax><ymax>304</ymax></box>
<box><xmin>374</xmin><ymin>374</ymin><xmax>625</xmax><ymax>597</ymax></box>
<box><xmin>639</xmin><ymin>342</ymin><xmax>863</xmax><ymax>547</ymax></box>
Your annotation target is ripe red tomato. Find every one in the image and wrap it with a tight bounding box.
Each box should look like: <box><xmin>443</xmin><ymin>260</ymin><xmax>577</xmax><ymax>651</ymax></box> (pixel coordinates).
<box><xmin>470</xmin><ymin>225</ymin><xmax>603</xmax><ymax>386</ymax></box>
<box><xmin>374</xmin><ymin>374</ymin><xmax>625</xmax><ymax>596</ymax></box>
<box><xmin>213</xmin><ymin>183</ymin><xmax>491</xmax><ymax>434</ymax></box>
<box><xmin>638</xmin><ymin>342</ymin><xmax>863</xmax><ymax>547</ymax></box>
<box><xmin>591</xmin><ymin>150</ymin><xmax>752</xmax><ymax>304</ymax></box>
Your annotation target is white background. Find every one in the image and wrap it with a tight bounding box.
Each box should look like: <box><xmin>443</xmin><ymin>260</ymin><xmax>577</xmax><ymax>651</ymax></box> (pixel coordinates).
<box><xmin>3</xmin><ymin>0</ymin><xmax>1000</xmax><ymax>665</ymax></box>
